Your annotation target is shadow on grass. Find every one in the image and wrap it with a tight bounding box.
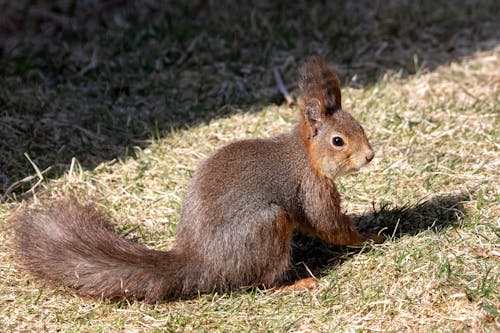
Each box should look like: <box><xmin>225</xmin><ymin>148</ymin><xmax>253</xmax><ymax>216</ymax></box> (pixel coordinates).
<box><xmin>0</xmin><ymin>1</ymin><xmax>499</xmax><ymax>198</ymax></box>
<box><xmin>289</xmin><ymin>193</ymin><xmax>469</xmax><ymax>281</ymax></box>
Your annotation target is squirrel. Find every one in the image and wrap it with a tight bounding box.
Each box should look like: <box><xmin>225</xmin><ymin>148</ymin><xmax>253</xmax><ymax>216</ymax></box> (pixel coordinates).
<box><xmin>8</xmin><ymin>56</ymin><xmax>383</xmax><ymax>303</ymax></box>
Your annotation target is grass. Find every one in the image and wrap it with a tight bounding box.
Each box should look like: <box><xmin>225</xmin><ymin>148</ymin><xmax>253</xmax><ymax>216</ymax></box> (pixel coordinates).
<box><xmin>1</xmin><ymin>0</ymin><xmax>499</xmax><ymax>332</ymax></box>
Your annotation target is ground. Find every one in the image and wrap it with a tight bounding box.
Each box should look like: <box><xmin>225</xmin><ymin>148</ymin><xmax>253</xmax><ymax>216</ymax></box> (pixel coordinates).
<box><xmin>0</xmin><ymin>1</ymin><xmax>498</xmax><ymax>332</ymax></box>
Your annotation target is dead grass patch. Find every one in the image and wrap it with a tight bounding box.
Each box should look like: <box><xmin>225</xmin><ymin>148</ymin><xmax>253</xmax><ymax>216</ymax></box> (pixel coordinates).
<box><xmin>1</xmin><ymin>1</ymin><xmax>499</xmax><ymax>332</ymax></box>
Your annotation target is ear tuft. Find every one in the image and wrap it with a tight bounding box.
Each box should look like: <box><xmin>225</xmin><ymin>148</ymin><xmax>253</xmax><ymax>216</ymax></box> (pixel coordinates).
<box><xmin>299</xmin><ymin>56</ymin><xmax>342</xmax><ymax>112</ymax></box>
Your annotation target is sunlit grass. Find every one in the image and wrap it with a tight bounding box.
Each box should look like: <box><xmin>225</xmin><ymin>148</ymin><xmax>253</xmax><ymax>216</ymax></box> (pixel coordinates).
<box><xmin>1</xmin><ymin>1</ymin><xmax>499</xmax><ymax>332</ymax></box>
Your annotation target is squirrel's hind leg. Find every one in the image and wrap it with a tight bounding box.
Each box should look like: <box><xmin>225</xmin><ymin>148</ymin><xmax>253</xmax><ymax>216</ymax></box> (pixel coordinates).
<box><xmin>250</xmin><ymin>205</ymin><xmax>295</xmax><ymax>289</ymax></box>
<box><xmin>279</xmin><ymin>277</ymin><xmax>319</xmax><ymax>292</ymax></box>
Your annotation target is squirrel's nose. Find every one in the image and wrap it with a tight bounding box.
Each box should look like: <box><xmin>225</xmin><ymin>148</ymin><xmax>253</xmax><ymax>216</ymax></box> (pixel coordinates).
<box><xmin>365</xmin><ymin>151</ymin><xmax>375</xmax><ymax>163</ymax></box>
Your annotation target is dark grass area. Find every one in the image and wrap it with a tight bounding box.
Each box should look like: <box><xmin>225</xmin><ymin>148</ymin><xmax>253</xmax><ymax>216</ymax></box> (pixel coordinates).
<box><xmin>1</xmin><ymin>0</ymin><xmax>499</xmax><ymax>197</ymax></box>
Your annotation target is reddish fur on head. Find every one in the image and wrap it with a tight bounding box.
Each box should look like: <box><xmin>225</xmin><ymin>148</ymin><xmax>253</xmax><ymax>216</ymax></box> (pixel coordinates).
<box><xmin>298</xmin><ymin>57</ymin><xmax>374</xmax><ymax>180</ymax></box>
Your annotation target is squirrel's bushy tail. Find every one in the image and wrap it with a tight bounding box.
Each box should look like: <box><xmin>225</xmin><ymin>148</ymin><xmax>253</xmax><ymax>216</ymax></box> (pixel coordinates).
<box><xmin>8</xmin><ymin>201</ymin><xmax>187</xmax><ymax>303</ymax></box>
<box><xmin>299</xmin><ymin>56</ymin><xmax>342</xmax><ymax>112</ymax></box>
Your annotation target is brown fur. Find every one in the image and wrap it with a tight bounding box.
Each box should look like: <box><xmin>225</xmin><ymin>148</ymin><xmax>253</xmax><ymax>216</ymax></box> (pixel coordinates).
<box><xmin>8</xmin><ymin>56</ymin><xmax>382</xmax><ymax>303</ymax></box>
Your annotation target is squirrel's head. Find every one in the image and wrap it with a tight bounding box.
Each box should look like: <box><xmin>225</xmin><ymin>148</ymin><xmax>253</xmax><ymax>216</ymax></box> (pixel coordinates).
<box><xmin>299</xmin><ymin>57</ymin><xmax>374</xmax><ymax>180</ymax></box>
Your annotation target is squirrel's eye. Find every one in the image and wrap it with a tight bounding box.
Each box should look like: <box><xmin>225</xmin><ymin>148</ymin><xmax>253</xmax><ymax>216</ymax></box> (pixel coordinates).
<box><xmin>332</xmin><ymin>136</ymin><xmax>345</xmax><ymax>147</ymax></box>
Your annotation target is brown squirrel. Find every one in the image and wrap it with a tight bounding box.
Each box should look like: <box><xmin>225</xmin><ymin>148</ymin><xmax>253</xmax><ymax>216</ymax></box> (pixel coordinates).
<box><xmin>8</xmin><ymin>57</ymin><xmax>382</xmax><ymax>303</ymax></box>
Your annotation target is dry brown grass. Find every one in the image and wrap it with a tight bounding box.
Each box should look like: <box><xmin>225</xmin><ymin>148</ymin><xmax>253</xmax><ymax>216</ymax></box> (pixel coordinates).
<box><xmin>1</xmin><ymin>1</ymin><xmax>499</xmax><ymax>332</ymax></box>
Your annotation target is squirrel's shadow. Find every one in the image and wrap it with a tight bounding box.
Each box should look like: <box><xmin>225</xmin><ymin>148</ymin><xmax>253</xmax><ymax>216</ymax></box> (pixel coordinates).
<box><xmin>288</xmin><ymin>193</ymin><xmax>468</xmax><ymax>281</ymax></box>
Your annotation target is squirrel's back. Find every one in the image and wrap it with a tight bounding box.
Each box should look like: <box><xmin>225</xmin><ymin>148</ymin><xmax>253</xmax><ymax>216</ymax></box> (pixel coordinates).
<box><xmin>173</xmin><ymin>132</ymin><xmax>309</xmax><ymax>290</ymax></box>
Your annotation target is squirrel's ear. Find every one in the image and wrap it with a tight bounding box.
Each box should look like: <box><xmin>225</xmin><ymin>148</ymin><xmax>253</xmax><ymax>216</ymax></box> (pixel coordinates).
<box><xmin>303</xmin><ymin>98</ymin><xmax>323</xmax><ymax>137</ymax></box>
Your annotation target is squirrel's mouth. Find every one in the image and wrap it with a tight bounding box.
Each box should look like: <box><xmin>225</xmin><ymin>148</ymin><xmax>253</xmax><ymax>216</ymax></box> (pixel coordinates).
<box><xmin>327</xmin><ymin>163</ymin><xmax>362</xmax><ymax>178</ymax></box>
<box><xmin>350</xmin><ymin>158</ymin><xmax>371</xmax><ymax>172</ymax></box>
